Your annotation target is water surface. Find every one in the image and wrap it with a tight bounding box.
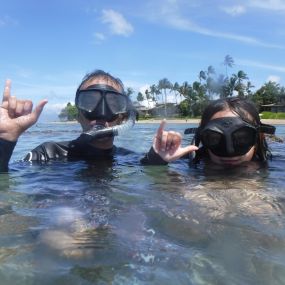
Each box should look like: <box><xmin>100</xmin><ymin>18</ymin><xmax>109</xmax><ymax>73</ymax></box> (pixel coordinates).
<box><xmin>1</xmin><ymin>122</ymin><xmax>285</xmax><ymax>285</ymax></box>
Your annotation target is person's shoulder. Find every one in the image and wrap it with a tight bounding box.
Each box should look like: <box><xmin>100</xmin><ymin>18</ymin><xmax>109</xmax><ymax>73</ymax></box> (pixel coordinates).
<box><xmin>24</xmin><ymin>140</ymin><xmax>72</xmax><ymax>161</ymax></box>
<box><xmin>37</xmin><ymin>140</ymin><xmax>71</xmax><ymax>148</ymax></box>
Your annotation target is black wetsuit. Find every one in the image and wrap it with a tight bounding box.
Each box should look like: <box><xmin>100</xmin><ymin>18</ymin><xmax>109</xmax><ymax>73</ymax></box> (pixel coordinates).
<box><xmin>140</xmin><ymin>147</ymin><xmax>169</xmax><ymax>165</ymax></box>
<box><xmin>0</xmin><ymin>139</ymin><xmax>17</xmax><ymax>172</ymax></box>
<box><xmin>0</xmin><ymin>137</ymin><xmax>135</xmax><ymax>172</ymax></box>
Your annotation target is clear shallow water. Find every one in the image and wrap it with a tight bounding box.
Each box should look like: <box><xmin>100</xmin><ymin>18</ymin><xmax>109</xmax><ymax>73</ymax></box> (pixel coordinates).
<box><xmin>1</xmin><ymin>122</ymin><xmax>285</xmax><ymax>285</ymax></box>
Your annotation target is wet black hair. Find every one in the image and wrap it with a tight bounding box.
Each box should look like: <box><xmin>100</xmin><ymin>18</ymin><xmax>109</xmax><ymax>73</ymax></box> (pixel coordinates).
<box><xmin>76</xmin><ymin>69</ymin><xmax>125</xmax><ymax>96</ymax></box>
<box><xmin>193</xmin><ymin>97</ymin><xmax>272</xmax><ymax>163</ymax></box>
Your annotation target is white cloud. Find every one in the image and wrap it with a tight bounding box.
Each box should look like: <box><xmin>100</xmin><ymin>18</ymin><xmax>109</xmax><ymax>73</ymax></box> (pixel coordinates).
<box><xmin>221</xmin><ymin>5</ymin><xmax>246</xmax><ymax>16</ymax></box>
<box><xmin>247</xmin><ymin>0</ymin><xmax>285</xmax><ymax>11</ymax></box>
<box><xmin>238</xmin><ymin>59</ymin><xmax>285</xmax><ymax>73</ymax></box>
<box><xmin>101</xmin><ymin>9</ymin><xmax>134</xmax><ymax>37</ymax></box>
<box><xmin>144</xmin><ymin>0</ymin><xmax>284</xmax><ymax>49</ymax></box>
<box><xmin>44</xmin><ymin>102</ymin><xmax>68</xmax><ymax>113</ymax></box>
<box><xmin>267</xmin><ymin>75</ymin><xmax>281</xmax><ymax>82</ymax></box>
<box><xmin>165</xmin><ymin>14</ymin><xmax>283</xmax><ymax>48</ymax></box>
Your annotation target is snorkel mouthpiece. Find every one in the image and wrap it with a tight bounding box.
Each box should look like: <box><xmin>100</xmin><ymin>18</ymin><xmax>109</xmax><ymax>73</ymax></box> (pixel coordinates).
<box><xmin>77</xmin><ymin>110</ymin><xmax>136</xmax><ymax>144</ymax></box>
<box><xmin>79</xmin><ymin>125</ymin><xmax>114</xmax><ymax>144</ymax></box>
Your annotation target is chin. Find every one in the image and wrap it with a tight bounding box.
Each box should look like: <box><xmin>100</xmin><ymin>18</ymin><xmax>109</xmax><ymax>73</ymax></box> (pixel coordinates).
<box><xmin>219</xmin><ymin>160</ymin><xmax>242</xmax><ymax>166</ymax></box>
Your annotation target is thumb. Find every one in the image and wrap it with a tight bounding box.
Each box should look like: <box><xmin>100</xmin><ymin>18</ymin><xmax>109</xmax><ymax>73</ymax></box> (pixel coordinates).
<box><xmin>31</xmin><ymin>99</ymin><xmax>48</xmax><ymax>122</ymax></box>
<box><xmin>179</xmin><ymin>145</ymin><xmax>199</xmax><ymax>157</ymax></box>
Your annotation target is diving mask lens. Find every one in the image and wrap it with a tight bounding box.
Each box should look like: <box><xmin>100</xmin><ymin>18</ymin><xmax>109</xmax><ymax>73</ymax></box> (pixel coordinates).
<box><xmin>76</xmin><ymin>90</ymin><xmax>102</xmax><ymax>112</ymax></box>
<box><xmin>232</xmin><ymin>127</ymin><xmax>257</xmax><ymax>155</ymax></box>
<box><xmin>105</xmin><ymin>92</ymin><xmax>128</xmax><ymax>114</ymax></box>
<box><xmin>201</xmin><ymin>130</ymin><xmax>225</xmax><ymax>156</ymax></box>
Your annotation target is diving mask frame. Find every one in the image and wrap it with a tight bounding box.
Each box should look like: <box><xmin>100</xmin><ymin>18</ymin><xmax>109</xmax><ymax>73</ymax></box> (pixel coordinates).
<box><xmin>184</xmin><ymin>117</ymin><xmax>276</xmax><ymax>157</ymax></box>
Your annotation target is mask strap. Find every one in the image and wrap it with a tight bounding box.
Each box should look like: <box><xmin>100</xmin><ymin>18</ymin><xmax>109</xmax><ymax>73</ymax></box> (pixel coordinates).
<box><xmin>258</xmin><ymin>123</ymin><xmax>276</xmax><ymax>134</ymax></box>
<box><xmin>184</xmin><ymin>127</ymin><xmax>198</xmax><ymax>134</ymax></box>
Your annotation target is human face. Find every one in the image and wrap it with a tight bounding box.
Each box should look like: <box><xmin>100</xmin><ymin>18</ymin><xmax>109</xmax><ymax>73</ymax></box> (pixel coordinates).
<box><xmin>206</xmin><ymin>110</ymin><xmax>256</xmax><ymax>166</ymax></box>
<box><xmin>77</xmin><ymin>77</ymin><xmax>124</xmax><ymax>148</ymax></box>
<box><xmin>76</xmin><ymin>84</ymin><xmax>129</xmax><ymax>122</ymax></box>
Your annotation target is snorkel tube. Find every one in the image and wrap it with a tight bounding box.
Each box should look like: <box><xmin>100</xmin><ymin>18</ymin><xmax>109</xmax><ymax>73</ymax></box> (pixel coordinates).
<box><xmin>77</xmin><ymin>110</ymin><xmax>137</xmax><ymax>144</ymax></box>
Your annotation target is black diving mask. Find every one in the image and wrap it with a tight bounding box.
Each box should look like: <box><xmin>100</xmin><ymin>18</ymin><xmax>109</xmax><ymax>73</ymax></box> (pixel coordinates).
<box><xmin>75</xmin><ymin>84</ymin><xmax>130</xmax><ymax>121</ymax></box>
<box><xmin>199</xmin><ymin>117</ymin><xmax>275</xmax><ymax>157</ymax></box>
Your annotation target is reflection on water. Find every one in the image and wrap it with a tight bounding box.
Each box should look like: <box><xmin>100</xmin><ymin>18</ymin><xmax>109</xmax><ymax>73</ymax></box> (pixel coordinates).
<box><xmin>0</xmin><ymin>122</ymin><xmax>285</xmax><ymax>284</ymax></box>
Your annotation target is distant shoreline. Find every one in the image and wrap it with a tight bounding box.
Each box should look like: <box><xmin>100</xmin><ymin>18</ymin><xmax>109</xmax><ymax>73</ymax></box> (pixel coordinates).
<box><xmin>136</xmin><ymin>119</ymin><xmax>285</xmax><ymax>125</ymax></box>
<box><xmin>49</xmin><ymin>119</ymin><xmax>285</xmax><ymax>125</ymax></box>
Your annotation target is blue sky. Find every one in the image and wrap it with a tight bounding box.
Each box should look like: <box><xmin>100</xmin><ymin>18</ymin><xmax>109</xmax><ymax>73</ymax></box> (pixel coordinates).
<box><xmin>0</xmin><ymin>0</ymin><xmax>285</xmax><ymax>120</ymax></box>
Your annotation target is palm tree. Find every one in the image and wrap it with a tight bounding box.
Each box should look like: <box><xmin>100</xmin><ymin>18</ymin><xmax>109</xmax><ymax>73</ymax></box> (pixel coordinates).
<box><xmin>245</xmin><ymin>81</ymin><xmax>254</xmax><ymax>97</ymax></box>
<box><xmin>223</xmin><ymin>55</ymin><xmax>234</xmax><ymax>76</ymax></box>
<box><xmin>137</xmin><ymin>92</ymin><xmax>144</xmax><ymax>103</ymax></box>
<box><xmin>145</xmin><ymin>89</ymin><xmax>151</xmax><ymax>109</ymax></box>
<box><xmin>235</xmin><ymin>70</ymin><xmax>248</xmax><ymax>97</ymax></box>
<box><xmin>192</xmin><ymin>81</ymin><xmax>208</xmax><ymax>116</ymax></box>
<box><xmin>207</xmin><ymin>65</ymin><xmax>216</xmax><ymax>76</ymax></box>
<box><xmin>172</xmin><ymin>82</ymin><xmax>180</xmax><ymax>105</ymax></box>
<box><xmin>179</xmin><ymin>81</ymin><xmax>191</xmax><ymax>99</ymax></box>
<box><xmin>158</xmin><ymin>78</ymin><xmax>173</xmax><ymax>117</ymax></box>
<box><xmin>125</xmin><ymin>87</ymin><xmax>134</xmax><ymax>97</ymax></box>
<box><xmin>149</xmin><ymin>84</ymin><xmax>160</xmax><ymax>105</ymax></box>
<box><xmin>199</xmin><ymin>70</ymin><xmax>206</xmax><ymax>82</ymax></box>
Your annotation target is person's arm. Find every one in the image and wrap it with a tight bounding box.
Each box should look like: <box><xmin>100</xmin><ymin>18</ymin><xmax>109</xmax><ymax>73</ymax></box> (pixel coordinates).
<box><xmin>140</xmin><ymin>146</ymin><xmax>169</xmax><ymax>165</ymax></box>
<box><xmin>23</xmin><ymin>141</ymin><xmax>68</xmax><ymax>162</ymax></box>
<box><xmin>0</xmin><ymin>79</ymin><xmax>47</xmax><ymax>171</ymax></box>
<box><xmin>0</xmin><ymin>139</ymin><xmax>17</xmax><ymax>172</ymax></box>
<box><xmin>141</xmin><ymin>120</ymin><xmax>198</xmax><ymax>165</ymax></box>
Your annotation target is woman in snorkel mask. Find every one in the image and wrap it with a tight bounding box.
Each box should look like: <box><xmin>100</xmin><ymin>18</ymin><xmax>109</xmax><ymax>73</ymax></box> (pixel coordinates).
<box><xmin>141</xmin><ymin>97</ymin><xmax>276</xmax><ymax>166</ymax></box>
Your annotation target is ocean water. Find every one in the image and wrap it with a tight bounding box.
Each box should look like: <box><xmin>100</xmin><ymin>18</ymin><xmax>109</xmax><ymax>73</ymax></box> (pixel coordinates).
<box><xmin>0</xmin><ymin>121</ymin><xmax>285</xmax><ymax>285</ymax></box>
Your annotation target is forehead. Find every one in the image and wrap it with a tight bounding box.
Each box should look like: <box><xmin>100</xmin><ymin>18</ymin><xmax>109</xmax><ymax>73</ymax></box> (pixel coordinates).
<box><xmin>80</xmin><ymin>76</ymin><xmax>123</xmax><ymax>92</ymax></box>
<box><xmin>210</xmin><ymin>109</ymin><xmax>237</xmax><ymax>120</ymax></box>
<box><xmin>210</xmin><ymin>108</ymin><xmax>255</xmax><ymax>124</ymax></box>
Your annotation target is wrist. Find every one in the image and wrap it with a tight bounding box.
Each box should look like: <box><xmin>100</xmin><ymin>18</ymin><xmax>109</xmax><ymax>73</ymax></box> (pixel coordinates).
<box><xmin>0</xmin><ymin>132</ymin><xmax>19</xmax><ymax>142</ymax></box>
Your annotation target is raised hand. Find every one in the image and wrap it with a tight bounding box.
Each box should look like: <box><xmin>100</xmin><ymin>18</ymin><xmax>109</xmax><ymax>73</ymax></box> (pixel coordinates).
<box><xmin>0</xmin><ymin>79</ymin><xmax>48</xmax><ymax>141</ymax></box>
<box><xmin>153</xmin><ymin>119</ymin><xmax>198</xmax><ymax>162</ymax></box>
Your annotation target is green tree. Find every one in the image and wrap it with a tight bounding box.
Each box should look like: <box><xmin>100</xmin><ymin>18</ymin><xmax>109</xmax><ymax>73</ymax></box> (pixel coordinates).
<box><xmin>199</xmin><ymin>66</ymin><xmax>216</xmax><ymax>99</ymax></box>
<box><xmin>145</xmin><ymin>89</ymin><xmax>152</xmax><ymax>109</ymax></box>
<box><xmin>58</xmin><ymin>102</ymin><xmax>78</xmax><ymax>121</ymax></box>
<box><xmin>178</xmin><ymin>82</ymin><xmax>192</xmax><ymax>116</ymax></box>
<box><xmin>223</xmin><ymin>55</ymin><xmax>234</xmax><ymax>76</ymax></box>
<box><xmin>126</xmin><ymin>87</ymin><xmax>134</xmax><ymax>97</ymax></box>
<box><xmin>251</xmin><ymin>81</ymin><xmax>281</xmax><ymax>110</ymax></box>
<box><xmin>234</xmin><ymin>70</ymin><xmax>248</xmax><ymax>97</ymax></box>
<box><xmin>149</xmin><ymin>84</ymin><xmax>160</xmax><ymax>104</ymax></box>
<box><xmin>172</xmin><ymin>82</ymin><xmax>180</xmax><ymax>105</ymax></box>
<box><xmin>191</xmin><ymin>81</ymin><xmax>208</xmax><ymax>116</ymax></box>
<box><xmin>137</xmin><ymin>92</ymin><xmax>144</xmax><ymax>103</ymax></box>
<box><xmin>158</xmin><ymin>78</ymin><xmax>173</xmax><ymax>116</ymax></box>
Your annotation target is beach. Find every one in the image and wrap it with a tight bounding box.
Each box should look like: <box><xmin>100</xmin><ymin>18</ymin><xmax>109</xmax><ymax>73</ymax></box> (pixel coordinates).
<box><xmin>137</xmin><ymin>119</ymin><xmax>285</xmax><ymax>125</ymax></box>
<box><xmin>51</xmin><ymin>119</ymin><xmax>285</xmax><ymax>125</ymax></box>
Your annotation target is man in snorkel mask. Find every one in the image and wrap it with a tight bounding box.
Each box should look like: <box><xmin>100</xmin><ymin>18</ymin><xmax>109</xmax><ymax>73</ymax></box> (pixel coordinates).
<box><xmin>0</xmin><ymin>70</ymin><xmax>137</xmax><ymax>170</ymax></box>
<box><xmin>75</xmin><ymin>70</ymin><xmax>136</xmax><ymax>148</ymax></box>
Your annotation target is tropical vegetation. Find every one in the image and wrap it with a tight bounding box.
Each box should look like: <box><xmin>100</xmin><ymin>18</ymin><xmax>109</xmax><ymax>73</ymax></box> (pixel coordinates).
<box><xmin>59</xmin><ymin>55</ymin><xmax>285</xmax><ymax>121</ymax></box>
